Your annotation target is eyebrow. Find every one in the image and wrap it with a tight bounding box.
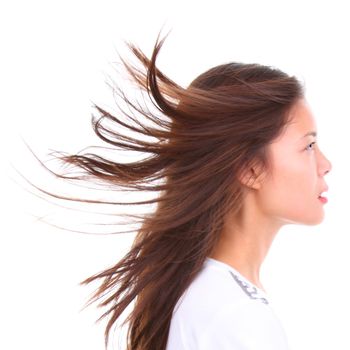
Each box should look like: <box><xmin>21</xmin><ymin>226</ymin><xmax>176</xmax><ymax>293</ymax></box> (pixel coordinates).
<box><xmin>301</xmin><ymin>131</ymin><xmax>317</xmax><ymax>139</ymax></box>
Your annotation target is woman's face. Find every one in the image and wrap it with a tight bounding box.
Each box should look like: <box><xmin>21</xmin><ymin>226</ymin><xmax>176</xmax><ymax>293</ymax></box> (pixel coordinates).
<box><xmin>257</xmin><ymin>98</ymin><xmax>332</xmax><ymax>226</ymax></box>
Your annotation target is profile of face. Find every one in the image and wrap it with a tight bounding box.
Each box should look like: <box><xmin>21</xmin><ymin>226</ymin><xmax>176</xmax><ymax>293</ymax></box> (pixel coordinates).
<box><xmin>254</xmin><ymin>98</ymin><xmax>332</xmax><ymax>226</ymax></box>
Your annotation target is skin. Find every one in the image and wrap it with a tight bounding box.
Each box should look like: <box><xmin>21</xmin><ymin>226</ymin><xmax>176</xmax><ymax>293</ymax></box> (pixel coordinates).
<box><xmin>209</xmin><ymin>98</ymin><xmax>332</xmax><ymax>292</ymax></box>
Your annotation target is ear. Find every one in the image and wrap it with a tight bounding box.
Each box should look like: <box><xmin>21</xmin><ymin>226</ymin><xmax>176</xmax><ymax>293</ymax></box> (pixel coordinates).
<box><xmin>238</xmin><ymin>164</ymin><xmax>265</xmax><ymax>190</ymax></box>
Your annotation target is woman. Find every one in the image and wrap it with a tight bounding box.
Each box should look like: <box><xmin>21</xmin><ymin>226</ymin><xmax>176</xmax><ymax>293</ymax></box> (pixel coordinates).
<box><xmin>29</xmin><ymin>32</ymin><xmax>331</xmax><ymax>349</ymax></box>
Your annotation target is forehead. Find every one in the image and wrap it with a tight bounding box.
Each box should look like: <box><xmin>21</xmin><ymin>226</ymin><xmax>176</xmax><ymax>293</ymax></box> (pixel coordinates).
<box><xmin>291</xmin><ymin>98</ymin><xmax>316</xmax><ymax>126</ymax></box>
<box><xmin>278</xmin><ymin>98</ymin><xmax>317</xmax><ymax>142</ymax></box>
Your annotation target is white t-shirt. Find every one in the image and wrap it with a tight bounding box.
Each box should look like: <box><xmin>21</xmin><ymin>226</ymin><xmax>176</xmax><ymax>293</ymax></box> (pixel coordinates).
<box><xmin>166</xmin><ymin>257</ymin><xmax>290</xmax><ymax>350</ymax></box>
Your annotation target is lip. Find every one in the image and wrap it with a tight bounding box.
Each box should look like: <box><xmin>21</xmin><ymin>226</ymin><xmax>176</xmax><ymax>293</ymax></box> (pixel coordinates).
<box><xmin>318</xmin><ymin>196</ymin><xmax>328</xmax><ymax>204</ymax></box>
<box><xmin>318</xmin><ymin>185</ymin><xmax>328</xmax><ymax>204</ymax></box>
<box><xmin>318</xmin><ymin>185</ymin><xmax>329</xmax><ymax>196</ymax></box>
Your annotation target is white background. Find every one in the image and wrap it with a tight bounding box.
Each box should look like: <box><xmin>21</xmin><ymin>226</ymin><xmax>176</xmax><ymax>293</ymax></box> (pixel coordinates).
<box><xmin>1</xmin><ymin>1</ymin><xmax>349</xmax><ymax>349</ymax></box>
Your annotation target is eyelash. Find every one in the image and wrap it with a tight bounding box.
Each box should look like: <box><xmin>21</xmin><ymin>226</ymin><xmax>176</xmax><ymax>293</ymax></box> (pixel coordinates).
<box><xmin>306</xmin><ymin>141</ymin><xmax>316</xmax><ymax>151</ymax></box>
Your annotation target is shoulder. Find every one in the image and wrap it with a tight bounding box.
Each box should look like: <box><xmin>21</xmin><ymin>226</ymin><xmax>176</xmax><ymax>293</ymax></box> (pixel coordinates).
<box><xmin>198</xmin><ymin>299</ymin><xmax>290</xmax><ymax>349</ymax></box>
<box><xmin>166</xmin><ymin>259</ymin><xmax>290</xmax><ymax>350</ymax></box>
<box><xmin>172</xmin><ymin>258</ymin><xmax>271</xmax><ymax>319</ymax></box>
<box><xmin>173</xmin><ymin>258</ymin><xmax>249</xmax><ymax>321</ymax></box>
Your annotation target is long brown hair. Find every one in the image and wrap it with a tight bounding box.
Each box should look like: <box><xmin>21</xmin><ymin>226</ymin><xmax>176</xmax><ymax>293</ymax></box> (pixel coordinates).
<box><xmin>20</xmin><ymin>31</ymin><xmax>305</xmax><ymax>349</ymax></box>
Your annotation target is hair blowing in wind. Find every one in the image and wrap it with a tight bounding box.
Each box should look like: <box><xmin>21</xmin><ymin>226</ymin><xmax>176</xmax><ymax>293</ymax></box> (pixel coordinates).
<box><xmin>22</xmin><ymin>31</ymin><xmax>304</xmax><ymax>349</ymax></box>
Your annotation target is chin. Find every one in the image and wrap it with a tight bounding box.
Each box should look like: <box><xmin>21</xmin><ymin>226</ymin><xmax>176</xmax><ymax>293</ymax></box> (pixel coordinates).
<box><xmin>281</xmin><ymin>210</ymin><xmax>325</xmax><ymax>226</ymax></box>
<box><xmin>302</xmin><ymin>212</ymin><xmax>325</xmax><ymax>226</ymax></box>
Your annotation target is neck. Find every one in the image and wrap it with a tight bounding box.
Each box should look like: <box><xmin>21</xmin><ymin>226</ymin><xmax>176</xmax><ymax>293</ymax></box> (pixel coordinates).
<box><xmin>209</xmin><ymin>197</ymin><xmax>283</xmax><ymax>293</ymax></box>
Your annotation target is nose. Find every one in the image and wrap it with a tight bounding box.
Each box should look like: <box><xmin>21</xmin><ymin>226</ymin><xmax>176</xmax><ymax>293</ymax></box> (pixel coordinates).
<box><xmin>320</xmin><ymin>152</ymin><xmax>332</xmax><ymax>176</ymax></box>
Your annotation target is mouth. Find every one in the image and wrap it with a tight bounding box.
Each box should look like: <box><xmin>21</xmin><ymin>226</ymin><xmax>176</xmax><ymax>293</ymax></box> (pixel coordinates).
<box><xmin>318</xmin><ymin>187</ymin><xmax>328</xmax><ymax>204</ymax></box>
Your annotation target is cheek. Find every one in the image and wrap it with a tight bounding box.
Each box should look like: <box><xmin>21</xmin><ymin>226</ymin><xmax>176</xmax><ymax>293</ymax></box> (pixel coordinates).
<box><xmin>258</xmin><ymin>161</ymin><xmax>320</xmax><ymax>222</ymax></box>
<box><xmin>259</xmin><ymin>172</ymin><xmax>301</xmax><ymax>211</ymax></box>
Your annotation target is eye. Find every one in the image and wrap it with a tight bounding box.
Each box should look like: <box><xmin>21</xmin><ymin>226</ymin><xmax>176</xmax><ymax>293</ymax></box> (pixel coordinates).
<box><xmin>306</xmin><ymin>141</ymin><xmax>316</xmax><ymax>151</ymax></box>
